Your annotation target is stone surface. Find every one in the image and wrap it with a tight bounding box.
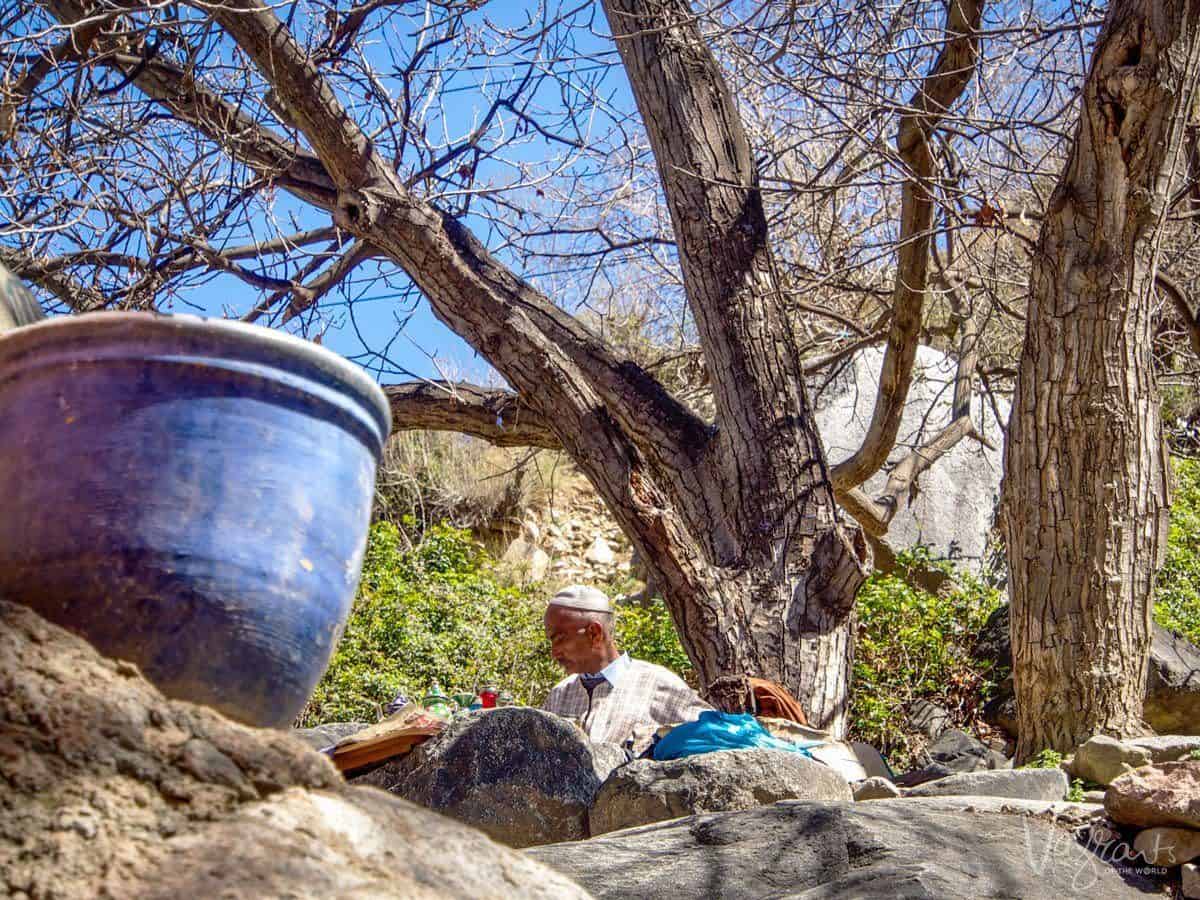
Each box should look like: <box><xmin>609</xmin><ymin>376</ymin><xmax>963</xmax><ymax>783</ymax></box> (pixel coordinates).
<box><xmin>1127</xmin><ymin>735</ymin><xmax>1200</xmax><ymax>763</ymax></box>
<box><xmin>1133</xmin><ymin>826</ymin><xmax>1200</xmax><ymax>866</ymax></box>
<box><xmin>355</xmin><ymin>707</ymin><xmax>627</xmax><ymax>847</ymax></box>
<box><xmin>290</xmin><ymin>721</ymin><xmax>370</xmax><ymax>751</ymax></box>
<box><xmin>1147</xmin><ymin>626</ymin><xmax>1200</xmax><ymax>735</ymax></box>
<box><xmin>896</xmin><ymin>729</ymin><xmax>1008</xmax><ymax>787</ymax></box>
<box><xmin>529</xmin><ymin>798</ymin><xmax>1150</xmax><ymax>899</ymax></box>
<box><xmin>907</xmin><ymin>699</ymin><xmax>952</xmax><ymax>740</ymax></box>
<box><xmin>904</xmin><ymin>768</ymin><xmax>1068</xmax><ymax>802</ymax></box>
<box><xmin>809</xmin><ymin>345</ymin><xmax>1007</xmax><ymax>570</ymax></box>
<box><xmin>1105</xmin><ymin>761</ymin><xmax>1200</xmax><ymax>829</ymax></box>
<box><xmin>977</xmin><ymin>605</ymin><xmax>1200</xmax><ymax>737</ymax></box>
<box><xmin>588</xmin><ymin>749</ymin><xmax>851</xmax><ymax>835</ymax></box>
<box><xmin>854</xmin><ymin>776</ymin><xmax>902</xmax><ymax>800</ymax></box>
<box><xmin>1184</xmin><ymin>862</ymin><xmax>1200</xmax><ymax>899</ymax></box>
<box><xmin>0</xmin><ymin>600</ymin><xmax>590</xmax><ymax>900</ymax></box>
<box><xmin>583</xmin><ymin>536</ymin><xmax>615</xmax><ymax>565</ymax></box>
<box><xmin>1072</xmin><ymin>735</ymin><xmax>1154</xmax><ymax>785</ymax></box>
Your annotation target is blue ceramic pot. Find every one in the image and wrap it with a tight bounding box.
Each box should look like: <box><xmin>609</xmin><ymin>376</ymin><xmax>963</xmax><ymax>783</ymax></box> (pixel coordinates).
<box><xmin>0</xmin><ymin>312</ymin><xmax>391</xmax><ymax>727</ymax></box>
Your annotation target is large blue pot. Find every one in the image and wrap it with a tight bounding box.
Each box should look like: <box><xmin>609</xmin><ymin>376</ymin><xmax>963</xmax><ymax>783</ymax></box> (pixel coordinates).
<box><xmin>0</xmin><ymin>312</ymin><xmax>391</xmax><ymax>727</ymax></box>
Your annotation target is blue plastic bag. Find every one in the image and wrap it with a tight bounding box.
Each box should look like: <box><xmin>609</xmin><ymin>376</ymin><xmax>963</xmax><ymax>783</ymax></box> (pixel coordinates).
<box><xmin>652</xmin><ymin>710</ymin><xmax>823</xmax><ymax>761</ymax></box>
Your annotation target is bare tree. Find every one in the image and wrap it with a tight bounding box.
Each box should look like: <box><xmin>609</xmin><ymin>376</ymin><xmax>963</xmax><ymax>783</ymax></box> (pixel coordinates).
<box><xmin>1003</xmin><ymin>0</ymin><xmax>1200</xmax><ymax>757</ymax></box>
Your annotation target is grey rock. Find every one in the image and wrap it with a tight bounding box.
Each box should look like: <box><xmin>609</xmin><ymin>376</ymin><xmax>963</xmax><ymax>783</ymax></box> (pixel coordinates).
<box><xmin>290</xmin><ymin>721</ymin><xmax>370</xmax><ymax>751</ymax></box>
<box><xmin>0</xmin><ymin>600</ymin><xmax>590</xmax><ymax>900</ymax></box>
<box><xmin>528</xmin><ymin>798</ymin><xmax>1153</xmax><ymax>899</ymax></box>
<box><xmin>906</xmin><ymin>699</ymin><xmax>951</xmax><ymax>740</ymax></box>
<box><xmin>1148</xmin><ymin>627</ymin><xmax>1200</xmax><ymax>735</ymax></box>
<box><xmin>1128</xmin><ymin>734</ymin><xmax>1200</xmax><ymax>762</ymax></box>
<box><xmin>854</xmin><ymin>776</ymin><xmax>902</xmax><ymax>801</ymax></box>
<box><xmin>809</xmin><ymin>345</ymin><xmax>1007</xmax><ymax>571</ymax></box>
<box><xmin>974</xmin><ymin>605</ymin><xmax>1012</xmax><ymax>670</ymax></box>
<box><xmin>588</xmin><ymin>749</ymin><xmax>851</xmax><ymax>835</ymax></box>
<box><xmin>897</xmin><ymin>729</ymin><xmax>1007</xmax><ymax>786</ymax></box>
<box><xmin>904</xmin><ymin>767</ymin><xmax>1068</xmax><ymax>801</ymax></box>
<box><xmin>1071</xmin><ymin>735</ymin><xmax>1153</xmax><ymax>785</ymax></box>
<box><xmin>1083</xmin><ymin>790</ymin><xmax>1107</xmax><ymax>804</ymax></box>
<box><xmin>355</xmin><ymin>707</ymin><xmax>627</xmax><ymax>847</ymax></box>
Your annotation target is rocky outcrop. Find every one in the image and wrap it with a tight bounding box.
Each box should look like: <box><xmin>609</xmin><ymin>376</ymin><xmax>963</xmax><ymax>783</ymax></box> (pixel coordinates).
<box><xmin>976</xmin><ymin>605</ymin><xmax>1200</xmax><ymax>737</ymax></box>
<box><xmin>895</xmin><ymin>728</ymin><xmax>1008</xmax><ymax>787</ymax></box>
<box><xmin>904</xmin><ymin>768</ymin><xmax>1067</xmax><ymax>802</ymax></box>
<box><xmin>1105</xmin><ymin>761</ymin><xmax>1200</xmax><ymax>829</ymax></box>
<box><xmin>0</xmin><ymin>600</ymin><xmax>591</xmax><ymax>900</ymax></box>
<box><xmin>528</xmin><ymin>798</ymin><xmax>1149</xmax><ymax>899</ymax></box>
<box><xmin>355</xmin><ymin>707</ymin><xmax>627</xmax><ymax>847</ymax></box>
<box><xmin>588</xmin><ymin>749</ymin><xmax>851</xmax><ymax>835</ymax></box>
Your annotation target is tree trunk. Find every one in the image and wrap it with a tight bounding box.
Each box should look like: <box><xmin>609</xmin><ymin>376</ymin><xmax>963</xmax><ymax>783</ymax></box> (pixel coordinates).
<box><xmin>1002</xmin><ymin>0</ymin><xmax>1199</xmax><ymax>759</ymax></box>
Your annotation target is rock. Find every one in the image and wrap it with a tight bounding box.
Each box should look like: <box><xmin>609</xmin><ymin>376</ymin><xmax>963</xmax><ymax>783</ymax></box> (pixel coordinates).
<box><xmin>1133</xmin><ymin>826</ymin><xmax>1200</xmax><ymax>866</ymax></box>
<box><xmin>583</xmin><ymin>536</ymin><xmax>615</xmax><ymax>565</ymax></box>
<box><xmin>1148</xmin><ymin>626</ymin><xmax>1200</xmax><ymax>735</ymax></box>
<box><xmin>0</xmin><ymin>600</ymin><xmax>590</xmax><ymax>900</ymax></box>
<box><xmin>976</xmin><ymin>606</ymin><xmax>1200</xmax><ymax>738</ymax></box>
<box><xmin>291</xmin><ymin>721</ymin><xmax>371</xmax><ymax>750</ymax></box>
<box><xmin>809</xmin><ymin>345</ymin><xmax>1007</xmax><ymax>571</ymax></box>
<box><xmin>526</xmin><ymin>548</ymin><xmax>551</xmax><ymax>581</ymax></box>
<box><xmin>528</xmin><ymin>798</ymin><xmax>1152</xmax><ymax>899</ymax></box>
<box><xmin>1072</xmin><ymin>735</ymin><xmax>1154</xmax><ymax>785</ymax></box>
<box><xmin>501</xmin><ymin>539</ymin><xmax>551</xmax><ymax>581</ymax></box>
<box><xmin>854</xmin><ymin>776</ymin><xmax>902</xmax><ymax>800</ymax></box>
<box><xmin>588</xmin><ymin>749</ymin><xmax>851</xmax><ymax>835</ymax></box>
<box><xmin>1184</xmin><ymin>862</ymin><xmax>1200</xmax><ymax>899</ymax></box>
<box><xmin>907</xmin><ymin>699</ymin><xmax>952</xmax><ymax>740</ymax></box>
<box><xmin>896</xmin><ymin>729</ymin><xmax>1007</xmax><ymax>786</ymax></box>
<box><xmin>1084</xmin><ymin>790</ymin><xmax>1107</xmax><ymax>804</ymax></box>
<box><xmin>904</xmin><ymin>768</ymin><xmax>1068</xmax><ymax>802</ymax></box>
<box><xmin>1127</xmin><ymin>735</ymin><xmax>1200</xmax><ymax>763</ymax></box>
<box><xmin>1106</xmin><ymin>761</ymin><xmax>1200</xmax><ymax>829</ymax></box>
<box><xmin>355</xmin><ymin>707</ymin><xmax>627</xmax><ymax>847</ymax></box>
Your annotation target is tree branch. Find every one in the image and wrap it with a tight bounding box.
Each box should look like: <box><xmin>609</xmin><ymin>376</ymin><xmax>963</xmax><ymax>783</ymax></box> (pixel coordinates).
<box><xmin>385</xmin><ymin>381</ymin><xmax>561</xmax><ymax>449</ymax></box>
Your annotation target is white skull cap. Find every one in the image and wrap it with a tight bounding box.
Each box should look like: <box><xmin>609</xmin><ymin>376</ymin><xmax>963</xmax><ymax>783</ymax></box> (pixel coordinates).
<box><xmin>548</xmin><ymin>585</ymin><xmax>613</xmax><ymax>614</ymax></box>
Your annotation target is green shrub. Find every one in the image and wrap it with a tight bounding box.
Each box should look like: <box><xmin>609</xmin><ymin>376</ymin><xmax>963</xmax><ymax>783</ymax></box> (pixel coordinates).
<box><xmin>299</xmin><ymin>523</ymin><xmax>691</xmax><ymax>727</ymax></box>
<box><xmin>1020</xmin><ymin>748</ymin><xmax>1064</xmax><ymax>770</ymax></box>
<box><xmin>849</xmin><ymin>546</ymin><xmax>1004</xmax><ymax>770</ymax></box>
<box><xmin>1156</xmin><ymin>456</ymin><xmax>1200</xmax><ymax>645</ymax></box>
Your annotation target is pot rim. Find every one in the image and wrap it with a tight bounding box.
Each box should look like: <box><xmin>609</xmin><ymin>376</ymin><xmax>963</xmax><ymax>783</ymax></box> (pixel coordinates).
<box><xmin>0</xmin><ymin>311</ymin><xmax>392</xmax><ymax>443</ymax></box>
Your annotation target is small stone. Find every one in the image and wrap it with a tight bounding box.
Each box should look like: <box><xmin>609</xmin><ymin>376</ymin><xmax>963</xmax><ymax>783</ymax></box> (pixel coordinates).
<box><xmin>853</xmin><ymin>777</ymin><xmax>901</xmax><ymax>801</ymax></box>
<box><xmin>583</xmin><ymin>537</ymin><xmax>615</xmax><ymax>565</ymax></box>
<box><xmin>1072</xmin><ymin>735</ymin><xmax>1152</xmax><ymax>785</ymax></box>
<box><xmin>1133</xmin><ymin>826</ymin><xmax>1200</xmax><ymax>866</ymax></box>
<box><xmin>1183</xmin><ymin>862</ymin><xmax>1200</xmax><ymax>899</ymax></box>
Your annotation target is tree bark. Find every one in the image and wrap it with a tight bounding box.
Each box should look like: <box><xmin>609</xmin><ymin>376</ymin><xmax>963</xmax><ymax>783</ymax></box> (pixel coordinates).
<box><xmin>1002</xmin><ymin>0</ymin><xmax>1198</xmax><ymax>758</ymax></box>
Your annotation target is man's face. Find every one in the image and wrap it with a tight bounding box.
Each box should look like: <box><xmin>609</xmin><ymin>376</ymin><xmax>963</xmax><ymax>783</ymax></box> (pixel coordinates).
<box><xmin>544</xmin><ymin>606</ymin><xmax>602</xmax><ymax>674</ymax></box>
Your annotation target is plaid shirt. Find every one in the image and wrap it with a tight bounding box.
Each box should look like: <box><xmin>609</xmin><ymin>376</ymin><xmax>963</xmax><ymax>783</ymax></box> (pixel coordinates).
<box><xmin>542</xmin><ymin>654</ymin><xmax>710</xmax><ymax>747</ymax></box>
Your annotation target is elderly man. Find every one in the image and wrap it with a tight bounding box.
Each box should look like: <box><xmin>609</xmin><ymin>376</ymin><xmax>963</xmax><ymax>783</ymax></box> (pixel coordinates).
<box><xmin>542</xmin><ymin>585</ymin><xmax>709</xmax><ymax>748</ymax></box>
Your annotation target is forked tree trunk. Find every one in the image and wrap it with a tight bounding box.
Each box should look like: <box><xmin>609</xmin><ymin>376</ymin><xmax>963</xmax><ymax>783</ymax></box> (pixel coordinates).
<box><xmin>1002</xmin><ymin>0</ymin><xmax>1200</xmax><ymax>759</ymax></box>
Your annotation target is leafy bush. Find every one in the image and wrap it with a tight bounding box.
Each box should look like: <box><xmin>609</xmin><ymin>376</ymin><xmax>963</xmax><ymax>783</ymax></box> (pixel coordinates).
<box><xmin>299</xmin><ymin>522</ymin><xmax>690</xmax><ymax>726</ymax></box>
<box><xmin>1156</xmin><ymin>456</ymin><xmax>1200</xmax><ymax>645</ymax></box>
<box><xmin>848</xmin><ymin>546</ymin><xmax>1004</xmax><ymax>770</ymax></box>
<box><xmin>1019</xmin><ymin>748</ymin><xmax>1064</xmax><ymax>770</ymax></box>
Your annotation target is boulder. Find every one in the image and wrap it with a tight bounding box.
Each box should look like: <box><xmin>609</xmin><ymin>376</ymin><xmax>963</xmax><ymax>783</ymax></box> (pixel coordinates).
<box><xmin>583</xmin><ymin>536</ymin><xmax>615</xmax><ymax>566</ymax></box>
<box><xmin>976</xmin><ymin>606</ymin><xmax>1200</xmax><ymax>737</ymax></box>
<box><xmin>904</xmin><ymin>768</ymin><xmax>1067</xmax><ymax>802</ymax></box>
<box><xmin>1127</xmin><ymin>735</ymin><xmax>1200</xmax><ymax>763</ymax></box>
<box><xmin>291</xmin><ymin>721</ymin><xmax>370</xmax><ymax>751</ymax></box>
<box><xmin>1105</xmin><ymin>761</ymin><xmax>1200</xmax><ymax>829</ymax></box>
<box><xmin>355</xmin><ymin>707</ymin><xmax>627</xmax><ymax>847</ymax></box>
<box><xmin>808</xmin><ymin>345</ymin><xmax>1007</xmax><ymax>571</ymax></box>
<box><xmin>854</xmin><ymin>776</ymin><xmax>902</xmax><ymax>801</ymax></box>
<box><xmin>896</xmin><ymin>729</ymin><xmax>1008</xmax><ymax>786</ymax></box>
<box><xmin>588</xmin><ymin>749</ymin><xmax>851</xmax><ymax>835</ymax></box>
<box><xmin>907</xmin><ymin>698</ymin><xmax>952</xmax><ymax>740</ymax></box>
<box><xmin>1071</xmin><ymin>735</ymin><xmax>1154</xmax><ymax>785</ymax></box>
<box><xmin>1133</xmin><ymin>826</ymin><xmax>1200</xmax><ymax>866</ymax></box>
<box><xmin>528</xmin><ymin>798</ymin><xmax>1151</xmax><ymax>899</ymax></box>
<box><xmin>0</xmin><ymin>600</ymin><xmax>590</xmax><ymax>900</ymax></box>
<box><xmin>1185</xmin><ymin>862</ymin><xmax>1200</xmax><ymax>899</ymax></box>
<box><xmin>1148</xmin><ymin>627</ymin><xmax>1200</xmax><ymax>735</ymax></box>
